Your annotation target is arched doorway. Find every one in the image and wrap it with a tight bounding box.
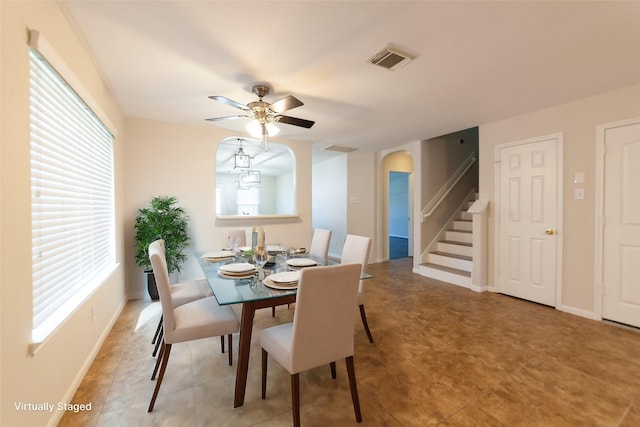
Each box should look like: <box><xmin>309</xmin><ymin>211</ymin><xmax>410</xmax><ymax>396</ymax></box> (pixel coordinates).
<box><xmin>382</xmin><ymin>151</ymin><xmax>414</xmax><ymax>260</ymax></box>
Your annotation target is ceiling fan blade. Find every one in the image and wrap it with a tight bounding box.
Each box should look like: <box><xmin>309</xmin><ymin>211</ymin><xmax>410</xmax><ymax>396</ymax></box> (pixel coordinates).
<box><xmin>208</xmin><ymin>95</ymin><xmax>250</xmax><ymax>111</ymax></box>
<box><xmin>205</xmin><ymin>115</ymin><xmax>249</xmax><ymax>122</ymax></box>
<box><xmin>270</xmin><ymin>95</ymin><xmax>304</xmax><ymax>113</ymax></box>
<box><xmin>275</xmin><ymin>115</ymin><xmax>315</xmax><ymax>128</ymax></box>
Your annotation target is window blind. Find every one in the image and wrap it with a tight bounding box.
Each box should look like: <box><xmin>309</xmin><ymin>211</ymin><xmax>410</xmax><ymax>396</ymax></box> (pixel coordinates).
<box><xmin>29</xmin><ymin>49</ymin><xmax>116</xmax><ymax>344</ymax></box>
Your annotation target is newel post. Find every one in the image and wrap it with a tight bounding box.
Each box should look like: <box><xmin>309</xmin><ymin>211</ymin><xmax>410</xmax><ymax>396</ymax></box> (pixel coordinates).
<box><xmin>468</xmin><ymin>200</ymin><xmax>488</xmax><ymax>292</ymax></box>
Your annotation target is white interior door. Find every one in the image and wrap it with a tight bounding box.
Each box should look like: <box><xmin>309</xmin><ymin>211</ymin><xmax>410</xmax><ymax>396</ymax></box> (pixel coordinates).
<box><xmin>496</xmin><ymin>135</ymin><xmax>562</xmax><ymax>306</ymax></box>
<box><xmin>601</xmin><ymin>120</ymin><xmax>640</xmax><ymax>328</ymax></box>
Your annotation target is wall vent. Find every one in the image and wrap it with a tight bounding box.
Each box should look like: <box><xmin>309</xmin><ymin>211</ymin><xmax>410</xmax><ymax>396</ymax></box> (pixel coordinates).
<box><xmin>322</xmin><ymin>144</ymin><xmax>358</xmax><ymax>153</ymax></box>
<box><xmin>368</xmin><ymin>44</ymin><xmax>415</xmax><ymax>70</ymax></box>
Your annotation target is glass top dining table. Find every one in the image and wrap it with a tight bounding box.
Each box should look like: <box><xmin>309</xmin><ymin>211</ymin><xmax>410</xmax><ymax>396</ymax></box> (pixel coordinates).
<box><xmin>195</xmin><ymin>251</ymin><xmax>329</xmax><ymax>306</ymax></box>
<box><xmin>195</xmin><ymin>250</ymin><xmax>371</xmax><ymax>408</ymax></box>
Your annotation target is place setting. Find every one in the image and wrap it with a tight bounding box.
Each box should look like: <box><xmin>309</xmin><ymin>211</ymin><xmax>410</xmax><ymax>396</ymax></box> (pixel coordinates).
<box><xmin>201</xmin><ymin>250</ymin><xmax>235</xmax><ymax>262</ymax></box>
<box><xmin>217</xmin><ymin>262</ymin><xmax>257</xmax><ymax>279</ymax></box>
<box><xmin>263</xmin><ymin>271</ymin><xmax>300</xmax><ymax>290</ymax></box>
<box><xmin>285</xmin><ymin>257</ymin><xmax>318</xmax><ymax>270</ymax></box>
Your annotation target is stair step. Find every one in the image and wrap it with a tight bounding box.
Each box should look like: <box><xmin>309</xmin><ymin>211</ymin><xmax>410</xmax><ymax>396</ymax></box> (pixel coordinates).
<box><xmin>453</xmin><ymin>219</ymin><xmax>472</xmax><ymax>231</ymax></box>
<box><xmin>431</xmin><ymin>250</ymin><xmax>471</xmax><ymax>261</ymax></box>
<box><xmin>445</xmin><ymin>229</ymin><xmax>472</xmax><ymax>244</ymax></box>
<box><xmin>427</xmin><ymin>251</ymin><xmax>472</xmax><ymax>271</ymax></box>
<box><xmin>416</xmin><ymin>263</ymin><xmax>472</xmax><ymax>288</ymax></box>
<box><xmin>459</xmin><ymin>211</ymin><xmax>473</xmax><ymax>221</ymax></box>
<box><xmin>437</xmin><ymin>240</ymin><xmax>473</xmax><ymax>257</ymax></box>
<box><xmin>422</xmin><ymin>262</ymin><xmax>471</xmax><ymax>277</ymax></box>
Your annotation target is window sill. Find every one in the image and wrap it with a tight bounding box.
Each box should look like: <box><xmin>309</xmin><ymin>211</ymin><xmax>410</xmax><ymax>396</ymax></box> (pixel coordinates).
<box><xmin>29</xmin><ymin>263</ymin><xmax>120</xmax><ymax>357</ymax></box>
<box><xmin>216</xmin><ymin>214</ymin><xmax>300</xmax><ymax>220</ymax></box>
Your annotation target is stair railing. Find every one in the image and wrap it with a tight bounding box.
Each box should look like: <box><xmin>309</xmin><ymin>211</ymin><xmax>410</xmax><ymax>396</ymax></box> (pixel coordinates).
<box><xmin>421</xmin><ymin>151</ymin><xmax>477</xmax><ymax>222</ymax></box>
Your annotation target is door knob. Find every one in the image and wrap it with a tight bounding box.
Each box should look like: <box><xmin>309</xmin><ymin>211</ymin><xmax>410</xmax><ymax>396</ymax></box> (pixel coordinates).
<box><xmin>545</xmin><ymin>229</ymin><xmax>555</xmax><ymax>235</ymax></box>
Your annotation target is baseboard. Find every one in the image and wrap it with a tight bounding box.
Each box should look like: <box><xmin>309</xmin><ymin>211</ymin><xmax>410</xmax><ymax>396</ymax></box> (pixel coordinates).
<box><xmin>128</xmin><ymin>290</ymin><xmax>147</xmax><ymax>301</ymax></box>
<box><xmin>556</xmin><ymin>304</ymin><xmax>599</xmax><ymax>321</ymax></box>
<box><xmin>48</xmin><ymin>296</ymin><xmax>128</xmax><ymax>427</ymax></box>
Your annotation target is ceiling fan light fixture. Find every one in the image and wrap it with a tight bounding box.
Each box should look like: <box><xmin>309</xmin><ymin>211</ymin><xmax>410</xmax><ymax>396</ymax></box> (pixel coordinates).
<box><xmin>266</xmin><ymin>122</ymin><xmax>279</xmax><ymax>136</ymax></box>
<box><xmin>247</xmin><ymin>119</ymin><xmax>279</xmax><ymax>138</ymax></box>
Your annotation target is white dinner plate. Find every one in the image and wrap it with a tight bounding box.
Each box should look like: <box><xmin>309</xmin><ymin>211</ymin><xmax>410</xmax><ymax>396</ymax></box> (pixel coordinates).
<box><xmin>268</xmin><ymin>271</ymin><xmax>300</xmax><ymax>284</ymax></box>
<box><xmin>218</xmin><ymin>270</ymin><xmax>256</xmax><ymax>279</ymax></box>
<box><xmin>219</xmin><ymin>262</ymin><xmax>255</xmax><ymax>273</ymax></box>
<box><xmin>263</xmin><ymin>276</ymin><xmax>298</xmax><ymax>290</ymax></box>
<box><xmin>202</xmin><ymin>250</ymin><xmax>234</xmax><ymax>260</ymax></box>
<box><xmin>286</xmin><ymin>258</ymin><xmax>317</xmax><ymax>267</ymax></box>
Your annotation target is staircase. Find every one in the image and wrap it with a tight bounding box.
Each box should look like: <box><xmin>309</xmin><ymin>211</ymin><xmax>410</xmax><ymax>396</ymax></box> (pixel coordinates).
<box><xmin>418</xmin><ymin>195</ymin><xmax>477</xmax><ymax>288</ymax></box>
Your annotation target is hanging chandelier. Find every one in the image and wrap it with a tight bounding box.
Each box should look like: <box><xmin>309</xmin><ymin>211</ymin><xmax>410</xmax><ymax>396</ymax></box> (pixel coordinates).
<box><xmin>233</xmin><ymin>140</ymin><xmax>250</xmax><ymax>169</ymax></box>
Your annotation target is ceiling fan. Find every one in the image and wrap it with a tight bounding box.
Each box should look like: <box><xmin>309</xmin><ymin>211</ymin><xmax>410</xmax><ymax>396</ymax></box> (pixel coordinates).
<box><xmin>206</xmin><ymin>84</ymin><xmax>315</xmax><ymax>150</ymax></box>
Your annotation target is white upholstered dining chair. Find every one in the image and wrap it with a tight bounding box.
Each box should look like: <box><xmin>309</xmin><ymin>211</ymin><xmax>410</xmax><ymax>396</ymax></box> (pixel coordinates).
<box><xmin>147</xmin><ymin>240</ymin><xmax>239</xmax><ymax>412</ymax></box>
<box><xmin>341</xmin><ymin>234</ymin><xmax>374</xmax><ymax>343</ymax></box>
<box><xmin>151</xmin><ymin>240</ymin><xmax>213</xmax><ymax>357</ymax></box>
<box><xmin>272</xmin><ymin>228</ymin><xmax>333</xmax><ymax>317</ymax></box>
<box><xmin>309</xmin><ymin>228</ymin><xmax>332</xmax><ymax>259</ymax></box>
<box><xmin>227</xmin><ymin>228</ymin><xmax>247</xmax><ymax>248</ymax></box>
<box><xmin>260</xmin><ymin>263</ymin><xmax>363</xmax><ymax>426</ymax></box>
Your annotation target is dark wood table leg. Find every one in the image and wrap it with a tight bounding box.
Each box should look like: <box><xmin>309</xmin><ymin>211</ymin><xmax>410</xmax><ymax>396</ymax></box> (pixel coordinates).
<box><xmin>233</xmin><ymin>294</ymin><xmax>296</xmax><ymax>408</ymax></box>
<box><xmin>234</xmin><ymin>301</ymin><xmax>256</xmax><ymax>407</ymax></box>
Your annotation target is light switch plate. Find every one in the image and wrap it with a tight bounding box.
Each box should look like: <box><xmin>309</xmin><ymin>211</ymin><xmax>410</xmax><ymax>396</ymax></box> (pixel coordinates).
<box><xmin>574</xmin><ymin>188</ymin><xmax>585</xmax><ymax>200</ymax></box>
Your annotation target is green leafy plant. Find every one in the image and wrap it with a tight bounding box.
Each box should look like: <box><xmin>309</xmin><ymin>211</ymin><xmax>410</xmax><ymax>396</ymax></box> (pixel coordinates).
<box><xmin>134</xmin><ymin>196</ymin><xmax>190</xmax><ymax>273</ymax></box>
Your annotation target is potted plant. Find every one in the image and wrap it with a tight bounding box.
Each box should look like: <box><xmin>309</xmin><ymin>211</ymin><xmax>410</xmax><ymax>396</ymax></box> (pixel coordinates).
<box><xmin>134</xmin><ymin>196</ymin><xmax>190</xmax><ymax>300</ymax></box>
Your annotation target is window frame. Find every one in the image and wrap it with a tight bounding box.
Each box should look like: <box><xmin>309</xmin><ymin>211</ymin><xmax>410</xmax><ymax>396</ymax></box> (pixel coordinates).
<box><xmin>28</xmin><ymin>31</ymin><xmax>117</xmax><ymax>352</ymax></box>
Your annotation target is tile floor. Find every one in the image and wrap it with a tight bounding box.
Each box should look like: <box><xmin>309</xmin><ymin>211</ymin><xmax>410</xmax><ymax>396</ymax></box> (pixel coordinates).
<box><xmin>59</xmin><ymin>258</ymin><xmax>640</xmax><ymax>426</ymax></box>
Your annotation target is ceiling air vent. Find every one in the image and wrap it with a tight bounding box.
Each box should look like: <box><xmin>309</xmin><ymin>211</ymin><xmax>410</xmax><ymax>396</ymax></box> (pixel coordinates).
<box><xmin>322</xmin><ymin>144</ymin><xmax>357</xmax><ymax>153</ymax></box>
<box><xmin>368</xmin><ymin>44</ymin><xmax>415</xmax><ymax>71</ymax></box>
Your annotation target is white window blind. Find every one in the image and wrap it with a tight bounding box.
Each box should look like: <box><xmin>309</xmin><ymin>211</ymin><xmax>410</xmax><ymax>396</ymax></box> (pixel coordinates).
<box><xmin>29</xmin><ymin>49</ymin><xmax>116</xmax><ymax>344</ymax></box>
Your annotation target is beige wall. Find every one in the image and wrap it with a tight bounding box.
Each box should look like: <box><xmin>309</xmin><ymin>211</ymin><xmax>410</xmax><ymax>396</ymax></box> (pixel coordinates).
<box><xmin>312</xmin><ymin>155</ymin><xmax>348</xmax><ymax>258</ymax></box>
<box><xmin>346</xmin><ymin>151</ymin><xmax>377</xmax><ymax>261</ymax></box>
<box><xmin>1</xmin><ymin>2</ymin><xmax>126</xmax><ymax>427</ymax></box>
<box><xmin>479</xmin><ymin>84</ymin><xmax>640</xmax><ymax>317</ymax></box>
<box><xmin>123</xmin><ymin>118</ymin><xmax>314</xmax><ymax>297</ymax></box>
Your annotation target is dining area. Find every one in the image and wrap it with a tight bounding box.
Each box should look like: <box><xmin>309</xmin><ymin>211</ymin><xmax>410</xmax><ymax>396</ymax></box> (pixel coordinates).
<box><xmin>58</xmin><ymin>252</ymin><xmax>640</xmax><ymax>426</ymax></box>
<box><xmin>145</xmin><ymin>227</ymin><xmax>374</xmax><ymax>426</ymax></box>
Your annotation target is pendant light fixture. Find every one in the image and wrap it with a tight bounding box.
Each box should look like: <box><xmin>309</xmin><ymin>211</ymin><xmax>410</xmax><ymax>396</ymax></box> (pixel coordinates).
<box><xmin>234</xmin><ymin>139</ymin><xmax>250</xmax><ymax>169</ymax></box>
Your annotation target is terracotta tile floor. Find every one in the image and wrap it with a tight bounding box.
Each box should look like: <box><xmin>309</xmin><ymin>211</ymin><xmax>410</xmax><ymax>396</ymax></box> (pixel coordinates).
<box><xmin>59</xmin><ymin>258</ymin><xmax>640</xmax><ymax>426</ymax></box>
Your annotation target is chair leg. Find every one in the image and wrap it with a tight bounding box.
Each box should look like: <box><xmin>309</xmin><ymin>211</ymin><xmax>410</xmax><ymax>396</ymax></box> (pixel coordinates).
<box><xmin>291</xmin><ymin>373</ymin><xmax>300</xmax><ymax>427</ymax></box>
<box><xmin>227</xmin><ymin>334</ymin><xmax>233</xmax><ymax>366</ymax></box>
<box><xmin>151</xmin><ymin>315</ymin><xmax>163</xmax><ymax>344</ymax></box>
<box><xmin>359</xmin><ymin>304</ymin><xmax>374</xmax><ymax>343</ymax></box>
<box><xmin>330</xmin><ymin>361</ymin><xmax>337</xmax><ymax>379</ymax></box>
<box><xmin>261</xmin><ymin>349</ymin><xmax>268</xmax><ymax>399</ymax></box>
<box><xmin>152</xmin><ymin>324</ymin><xmax>163</xmax><ymax>356</ymax></box>
<box><xmin>346</xmin><ymin>356</ymin><xmax>362</xmax><ymax>423</ymax></box>
<box><xmin>220</xmin><ymin>335</ymin><xmax>225</xmax><ymax>354</ymax></box>
<box><xmin>271</xmin><ymin>303</ymin><xmax>291</xmax><ymax>317</ymax></box>
<box><xmin>148</xmin><ymin>343</ymin><xmax>172</xmax><ymax>412</ymax></box>
<box><xmin>151</xmin><ymin>339</ymin><xmax>166</xmax><ymax>380</ymax></box>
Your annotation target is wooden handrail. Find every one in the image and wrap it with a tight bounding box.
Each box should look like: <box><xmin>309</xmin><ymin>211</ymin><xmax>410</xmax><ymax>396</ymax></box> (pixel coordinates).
<box><xmin>421</xmin><ymin>151</ymin><xmax>477</xmax><ymax>222</ymax></box>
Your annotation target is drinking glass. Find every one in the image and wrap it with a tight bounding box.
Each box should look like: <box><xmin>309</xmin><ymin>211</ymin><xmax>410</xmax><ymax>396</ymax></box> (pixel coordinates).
<box><xmin>253</xmin><ymin>248</ymin><xmax>268</xmax><ymax>279</ymax></box>
<box><xmin>228</xmin><ymin>235</ymin><xmax>240</xmax><ymax>260</ymax></box>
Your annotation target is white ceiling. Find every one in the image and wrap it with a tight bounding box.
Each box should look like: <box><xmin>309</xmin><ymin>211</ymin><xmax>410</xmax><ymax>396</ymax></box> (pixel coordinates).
<box><xmin>61</xmin><ymin>1</ymin><xmax>640</xmax><ymax>155</ymax></box>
